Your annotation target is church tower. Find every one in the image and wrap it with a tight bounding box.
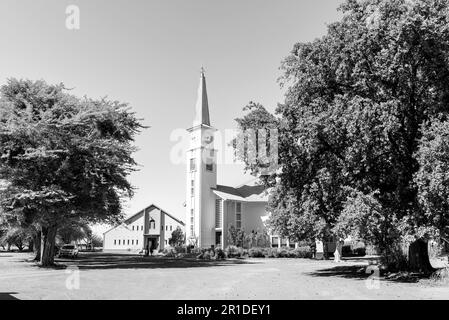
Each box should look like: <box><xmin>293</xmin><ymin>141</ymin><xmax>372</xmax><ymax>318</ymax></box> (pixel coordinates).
<box><xmin>186</xmin><ymin>69</ymin><xmax>217</xmax><ymax>248</ymax></box>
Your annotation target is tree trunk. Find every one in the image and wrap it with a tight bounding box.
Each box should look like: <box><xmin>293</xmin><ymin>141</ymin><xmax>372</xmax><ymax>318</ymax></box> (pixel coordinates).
<box><xmin>40</xmin><ymin>224</ymin><xmax>58</xmax><ymax>267</ymax></box>
<box><xmin>408</xmin><ymin>239</ymin><xmax>434</xmax><ymax>273</ymax></box>
<box><xmin>33</xmin><ymin>232</ymin><xmax>41</xmax><ymax>261</ymax></box>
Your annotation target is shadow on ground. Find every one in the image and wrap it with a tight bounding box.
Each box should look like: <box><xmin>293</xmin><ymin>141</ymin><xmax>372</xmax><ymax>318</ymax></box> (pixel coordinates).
<box><xmin>0</xmin><ymin>292</ymin><xmax>19</xmax><ymax>300</ymax></box>
<box><xmin>308</xmin><ymin>256</ymin><xmax>432</xmax><ymax>283</ymax></box>
<box><xmin>53</xmin><ymin>252</ymin><xmax>258</xmax><ymax>270</ymax></box>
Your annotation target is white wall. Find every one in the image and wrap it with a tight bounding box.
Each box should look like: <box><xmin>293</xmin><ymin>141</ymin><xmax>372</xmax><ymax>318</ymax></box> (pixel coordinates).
<box><xmin>103</xmin><ymin>214</ymin><xmax>144</xmax><ymax>251</ymax></box>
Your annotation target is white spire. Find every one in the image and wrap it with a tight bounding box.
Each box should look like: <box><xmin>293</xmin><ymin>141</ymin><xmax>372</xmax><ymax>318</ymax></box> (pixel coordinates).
<box><xmin>193</xmin><ymin>67</ymin><xmax>210</xmax><ymax>126</ymax></box>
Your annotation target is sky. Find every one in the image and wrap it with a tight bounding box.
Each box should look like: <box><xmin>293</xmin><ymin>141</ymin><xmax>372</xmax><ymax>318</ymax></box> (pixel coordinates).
<box><xmin>0</xmin><ymin>0</ymin><xmax>343</xmax><ymax>234</ymax></box>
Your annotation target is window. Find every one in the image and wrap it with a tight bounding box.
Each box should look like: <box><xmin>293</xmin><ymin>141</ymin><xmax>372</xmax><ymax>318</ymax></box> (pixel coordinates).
<box><xmin>271</xmin><ymin>237</ymin><xmax>279</xmax><ymax>248</ymax></box>
<box><xmin>170</xmin><ymin>225</ymin><xmax>172</xmax><ymax>231</ymax></box>
<box><xmin>161</xmin><ymin>225</ymin><xmax>163</xmax><ymax>230</ymax></box>
<box><xmin>215</xmin><ymin>199</ymin><xmax>222</xmax><ymax>228</ymax></box>
<box><xmin>165</xmin><ymin>240</ymin><xmax>168</xmax><ymax>245</ymax></box>
<box><xmin>136</xmin><ymin>240</ymin><xmax>138</xmax><ymax>245</ymax></box>
<box><xmin>118</xmin><ymin>240</ymin><xmax>121</xmax><ymax>245</ymax></box>
<box><xmin>123</xmin><ymin>239</ymin><xmax>125</xmax><ymax>245</ymax></box>
<box><xmin>149</xmin><ymin>219</ymin><xmax>155</xmax><ymax>229</ymax></box>
<box><xmin>132</xmin><ymin>240</ymin><xmax>134</xmax><ymax>245</ymax></box>
<box><xmin>281</xmin><ymin>238</ymin><xmax>287</xmax><ymax>248</ymax></box>
<box><xmin>166</xmin><ymin>225</ymin><xmax>168</xmax><ymax>231</ymax></box>
<box><xmin>191</xmin><ymin>179</ymin><xmax>195</xmax><ymax>195</ymax></box>
<box><xmin>190</xmin><ymin>225</ymin><xmax>194</xmax><ymax>236</ymax></box>
<box><xmin>206</xmin><ymin>162</ymin><xmax>213</xmax><ymax>171</ymax></box>
<box><xmin>114</xmin><ymin>239</ymin><xmax>116</xmax><ymax>245</ymax></box>
<box><xmin>190</xmin><ymin>158</ymin><xmax>196</xmax><ymax>171</ymax></box>
<box><xmin>236</xmin><ymin>202</ymin><xmax>242</xmax><ymax>230</ymax></box>
<box><xmin>141</xmin><ymin>225</ymin><xmax>143</xmax><ymax>231</ymax></box>
<box><xmin>132</xmin><ymin>226</ymin><xmax>134</xmax><ymax>231</ymax></box>
<box><xmin>127</xmin><ymin>239</ymin><xmax>130</xmax><ymax>245</ymax></box>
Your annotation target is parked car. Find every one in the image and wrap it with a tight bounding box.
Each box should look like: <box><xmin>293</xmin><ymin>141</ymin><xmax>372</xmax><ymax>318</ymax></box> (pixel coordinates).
<box><xmin>58</xmin><ymin>244</ymin><xmax>79</xmax><ymax>258</ymax></box>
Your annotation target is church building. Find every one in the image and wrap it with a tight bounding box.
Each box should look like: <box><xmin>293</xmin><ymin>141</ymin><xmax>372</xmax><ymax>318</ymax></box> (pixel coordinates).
<box><xmin>185</xmin><ymin>70</ymin><xmax>296</xmax><ymax>249</ymax></box>
<box><xmin>103</xmin><ymin>204</ymin><xmax>185</xmax><ymax>252</ymax></box>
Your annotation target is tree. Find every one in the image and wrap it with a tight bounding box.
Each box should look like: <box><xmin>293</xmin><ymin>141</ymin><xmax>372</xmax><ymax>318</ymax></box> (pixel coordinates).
<box><xmin>0</xmin><ymin>79</ymin><xmax>143</xmax><ymax>266</ymax></box>
<box><xmin>57</xmin><ymin>219</ymin><xmax>91</xmax><ymax>245</ymax></box>
<box><xmin>0</xmin><ymin>227</ymin><xmax>33</xmax><ymax>251</ymax></box>
<box><xmin>414</xmin><ymin>118</ymin><xmax>449</xmax><ymax>268</ymax></box>
<box><xmin>168</xmin><ymin>227</ymin><xmax>185</xmax><ymax>247</ymax></box>
<box><xmin>234</xmin><ymin>0</ymin><xmax>449</xmax><ymax>271</ymax></box>
<box><xmin>90</xmin><ymin>233</ymin><xmax>103</xmax><ymax>248</ymax></box>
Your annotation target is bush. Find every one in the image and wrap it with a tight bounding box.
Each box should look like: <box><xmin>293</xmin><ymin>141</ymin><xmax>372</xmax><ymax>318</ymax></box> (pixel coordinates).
<box><xmin>354</xmin><ymin>247</ymin><xmax>366</xmax><ymax>256</ymax></box>
<box><xmin>342</xmin><ymin>245</ymin><xmax>352</xmax><ymax>256</ymax></box>
<box><xmin>278</xmin><ymin>249</ymin><xmax>289</xmax><ymax>258</ymax></box>
<box><xmin>162</xmin><ymin>247</ymin><xmax>176</xmax><ymax>257</ymax></box>
<box><xmin>214</xmin><ymin>248</ymin><xmax>226</xmax><ymax>260</ymax></box>
<box><xmin>292</xmin><ymin>246</ymin><xmax>312</xmax><ymax>258</ymax></box>
<box><xmin>249</xmin><ymin>247</ymin><xmax>265</xmax><ymax>258</ymax></box>
<box><xmin>225</xmin><ymin>245</ymin><xmax>240</xmax><ymax>258</ymax></box>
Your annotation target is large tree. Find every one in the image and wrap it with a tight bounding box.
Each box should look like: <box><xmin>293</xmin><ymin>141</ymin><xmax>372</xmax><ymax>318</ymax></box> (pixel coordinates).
<box><xmin>0</xmin><ymin>79</ymin><xmax>143</xmax><ymax>266</ymax></box>
<box><xmin>234</xmin><ymin>0</ymin><xmax>449</xmax><ymax>271</ymax></box>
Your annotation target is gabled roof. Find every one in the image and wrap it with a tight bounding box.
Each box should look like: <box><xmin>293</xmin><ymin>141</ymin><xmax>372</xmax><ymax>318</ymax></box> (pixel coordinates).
<box><xmin>103</xmin><ymin>203</ymin><xmax>185</xmax><ymax>235</ymax></box>
<box><xmin>212</xmin><ymin>184</ymin><xmax>269</xmax><ymax>202</ymax></box>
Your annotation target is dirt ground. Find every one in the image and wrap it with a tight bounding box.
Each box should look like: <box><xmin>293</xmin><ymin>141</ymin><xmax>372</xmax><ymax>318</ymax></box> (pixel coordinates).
<box><xmin>0</xmin><ymin>251</ymin><xmax>448</xmax><ymax>300</ymax></box>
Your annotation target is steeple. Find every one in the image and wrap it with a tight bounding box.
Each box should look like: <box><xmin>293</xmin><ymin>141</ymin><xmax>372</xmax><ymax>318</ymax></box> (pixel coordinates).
<box><xmin>193</xmin><ymin>67</ymin><xmax>211</xmax><ymax>127</ymax></box>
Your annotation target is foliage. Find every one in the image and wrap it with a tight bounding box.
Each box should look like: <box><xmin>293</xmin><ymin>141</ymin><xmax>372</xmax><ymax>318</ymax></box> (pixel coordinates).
<box><xmin>233</xmin><ymin>0</ymin><xmax>449</xmax><ymax>269</ymax></box>
<box><xmin>248</xmin><ymin>247</ymin><xmax>265</xmax><ymax>258</ymax></box>
<box><xmin>227</xmin><ymin>225</ymin><xmax>245</xmax><ymax>247</ymax></box>
<box><xmin>256</xmin><ymin>246</ymin><xmax>313</xmax><ymax>259</ymax></box>
<box><xmin>0</xmin><ymin>79</ymin><xmax>143</xmax><ymax>265</ymax></box>
<box><xmin>414</xmin><ymin>118</ymin><xmax>449</xmax><ymax>243</ymax></box>
<box><xmin>0</xmin><ymin>226</ymin><xmax>33</xmax><ymax>251</ymax></box>
<box><xmin>224</xmin><ymin>245</ymin><xmax>241</xmax><ymax>258</ymax></box>
<box><xmin>169</xmin><ymin>226</ymin><xmax>185</xmax><ymax>247</ymax></box>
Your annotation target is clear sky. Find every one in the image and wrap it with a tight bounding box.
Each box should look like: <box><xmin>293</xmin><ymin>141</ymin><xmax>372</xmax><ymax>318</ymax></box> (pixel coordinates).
<box><xmin>0</xmin><ymin>0</ymin><xmax>343</xmax><ymax>234</ymax></box>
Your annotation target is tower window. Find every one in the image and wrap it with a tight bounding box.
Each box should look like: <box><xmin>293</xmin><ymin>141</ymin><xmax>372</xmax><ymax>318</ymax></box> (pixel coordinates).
<box><xmin>190</xmin><ymin>158</ymin><xmax>196</xmax><ymax>171</ymax></box>
<box><xmin>191</xmin><ymin>179</ymin><xmax>195</xmax><ymax>195</ymax></box>
<box><xmin>236</xmin><ymin>202</ymin><xmax>242</xmax><ymax>230</ymax></box>
<box><xmin>206</xmin><ymin>162</ymin><xmax>213</xmax><ymax>171</ymax></box>
<box><xmin>215</xmin><ymin>199</ymin><xmax>222</xmax><ymax>228</ymax></box>
<box><xmin>149</xmin><ymin>219</ymin><xmax>155</xmax><ymax>229</ymax></box>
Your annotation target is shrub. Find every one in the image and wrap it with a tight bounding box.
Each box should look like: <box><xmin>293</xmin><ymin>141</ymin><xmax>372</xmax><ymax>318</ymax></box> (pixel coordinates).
<box><xmin>162</xmin><ymin>247</ymin><xmax>176</xmax><ymax>257</ymax></box>
<box><xmin>354</xmin><ymin>247</ymin><xmax>366</xmax><ymax>256</ymax></box>
<box><xmin>225</xmin><ymin>245</ymin><xmax>240</xmax><ymax>258</ymax></box>
<box><xmin>214</xmin><ymin>248</ymin><xmax>226</xmax><ymax>260</ymax></box>
<box><xmin>342</xmin><ymin>245</ymin><xmax>353</xmax><ymax>257</ymax></box>
<box><xmin>278</xmin><ymin>249</ymin><xmax>289</xmax><ymax>258</ymax></box>
<box><xmin>292</xmin><ymin>246</ymin><xmax>312</xmax><ymax>258</ymax></box>
<box><xmin>249</xmin><ymin>247</ymin><xmax>265</xmax><ymax>258</ymax></box>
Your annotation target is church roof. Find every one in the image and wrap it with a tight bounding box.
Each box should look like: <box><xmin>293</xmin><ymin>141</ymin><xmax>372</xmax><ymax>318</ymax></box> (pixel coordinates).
<box><xmin>212</xmin><ymin>184</ymin><xmax>269</xmax><ymax>202</ymax></box>
<box><xmin>103</xmin><ymin>203</ymin><xmax>185</xmax><ymax>235</ymax></box>
<box><xmin>193</xmin><ymin>68</ymin><xmax>210</xmax><ymax>127</ymax></box>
